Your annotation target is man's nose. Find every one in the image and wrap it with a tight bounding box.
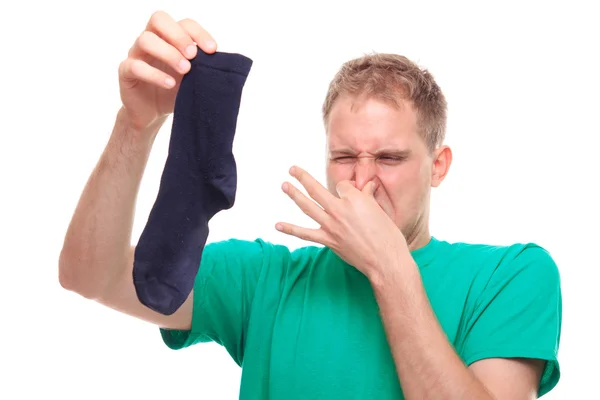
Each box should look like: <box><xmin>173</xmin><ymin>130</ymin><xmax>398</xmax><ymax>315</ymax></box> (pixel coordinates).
<box><xmin>353</xmin><ymin>158</ymin><xmax>377</xmax><ymax>191</ymax></box>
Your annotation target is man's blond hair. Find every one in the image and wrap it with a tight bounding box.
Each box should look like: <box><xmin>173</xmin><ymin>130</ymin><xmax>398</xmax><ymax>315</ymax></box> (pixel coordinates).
<box><xmin>322</xmin><ymin>53</ymin><xmax>447</xmax><ymax>152</ymax></box>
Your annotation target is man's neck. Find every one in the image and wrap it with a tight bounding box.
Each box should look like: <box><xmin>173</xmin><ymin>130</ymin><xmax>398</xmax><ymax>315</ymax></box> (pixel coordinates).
<box><xmin>405</xmin><ymin>224</ymin><xmax>431</xmax><ymax>252</ymax></box>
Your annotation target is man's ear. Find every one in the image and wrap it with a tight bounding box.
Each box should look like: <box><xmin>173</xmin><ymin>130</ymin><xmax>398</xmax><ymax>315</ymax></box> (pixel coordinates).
<box><xmin>431</xmin><ymin>145</ymin><xmax>452</xmax><ymax>187</ymax></box>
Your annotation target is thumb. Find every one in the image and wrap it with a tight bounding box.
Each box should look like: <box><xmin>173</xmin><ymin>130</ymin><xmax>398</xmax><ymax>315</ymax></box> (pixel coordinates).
<box><xmin>362</xmin><ymin>181</ymin><xmax>377</xmax><ymax>197</ymax></box>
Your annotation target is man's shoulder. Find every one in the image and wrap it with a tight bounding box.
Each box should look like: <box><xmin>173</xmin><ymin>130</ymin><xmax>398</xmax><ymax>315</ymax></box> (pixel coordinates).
<box><xmin>438</xmin><ymin>237</ymin><xmax>559</xmax><ymax>283</ymax></box>
<box><xmin>204</xmin><ymin>237</ymin><xmax>329</xmax><ymax>264</ymax></box>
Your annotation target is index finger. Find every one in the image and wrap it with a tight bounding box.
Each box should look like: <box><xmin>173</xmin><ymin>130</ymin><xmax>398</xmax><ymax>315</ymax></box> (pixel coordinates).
<box><xmin>336</xmin><ymin>180</ymin><xmax>361</xmax><ymax>198</ymax></box>
<box><xmin>289</xmin><ymin>166</ymin><xmax>336</xmax><ymax>211</ymax></box>
<box><xmin>179</xmin><ymin>18</ymin><xmax>218</xmax><ymax>55</ymax></box>
<box><xmin>145</xmin><ymin>11</ymin><xmax>199</xmax><ymax>59</ymax></box>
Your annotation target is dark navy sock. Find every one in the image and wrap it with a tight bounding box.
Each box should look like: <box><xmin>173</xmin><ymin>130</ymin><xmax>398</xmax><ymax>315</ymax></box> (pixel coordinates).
<box><xmin>133</xmin><ymin>48</ymin><xmax>253</xmax><ymax>315</ymax></box>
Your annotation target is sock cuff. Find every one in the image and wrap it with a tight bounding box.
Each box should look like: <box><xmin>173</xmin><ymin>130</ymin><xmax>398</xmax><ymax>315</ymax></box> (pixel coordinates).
<box><xmin>191</xmin><ymin>48</ymin><xmax>253</xmax><ymax>77</ymax></box>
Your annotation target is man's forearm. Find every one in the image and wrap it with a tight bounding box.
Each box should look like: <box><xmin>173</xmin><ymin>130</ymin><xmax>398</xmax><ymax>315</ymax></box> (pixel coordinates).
<box><xmin>59</xmin><ymin>107</ymin><xmax>165</xmax><ymax>298</ymax></box>
<box><xmin>371</xmin><ymin>256</ymin><xmax>494</xmax><ymax>399</ymax></box>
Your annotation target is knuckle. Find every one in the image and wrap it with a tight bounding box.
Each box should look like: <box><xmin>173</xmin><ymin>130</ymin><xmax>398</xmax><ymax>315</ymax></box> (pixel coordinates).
<box><xmin>136</xmin><ymin>31</ymin><xmax>154</xmax><ymax>50</ymax></box>
<box><xmin>177</xmin><ymin>23</ymin><xmax>195</xmax><ymax>43</ymax></box>
<box><xmin>149</xmin><ymin>10</ymin><xmax>165</xmax><ymax>27</ymax></box>
<box><xmin>329</xmin><ymin>224</ymin><xmax>341</xmax><ymax>239</ymax></box>
<box><xmin>178</xmin><ymin>18</ymin><xmax>194</xmax><ymax>26</ymax></box>
<box><xmin>328</xmin><ymin>201</ymin><xmax>342</xmax><ymax>215</ymax></box>
<box><xmin>179</xmin><ymin>18</ymin><xmax>202</xmax><ymax>37</ymax></box>
<box><xmin>118</xmin><ymin>60</ymin><xmax>127</xmax><ymax>75</ymax></box>
<box><xmin>127</xmin><ymin>59</ymin><xmax>141</xmax><ymax>76</ymax></box>
<box><xmin>120</xmin><ymin>58</ymin><xmax>135</xmax><ymax>75</ymax></box>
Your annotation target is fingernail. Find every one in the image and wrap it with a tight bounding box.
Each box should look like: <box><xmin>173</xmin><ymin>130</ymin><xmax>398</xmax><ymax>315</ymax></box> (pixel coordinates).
<box><xmin>205</xmin><ymin>40</ymin><xmax>216</xmax><ymax>51</ymax></box>
<box><xmin>289</xmin><ymin>166</ymin><xmax>296</xmax><ymax>175</ymax></box>
<box><xmin>165</xmin><ymin>77</ymin><xmax>176</xmax><ymax>88</ymax></box>
<box><xmin>186</xmin><ymin>44</ymin><xmax>197</xmax><ymax>58</ymax></box>
<box><xmin>178</xmin><ymin>59</ymin><xmax>190</xmax><ymax>72</ymax></box>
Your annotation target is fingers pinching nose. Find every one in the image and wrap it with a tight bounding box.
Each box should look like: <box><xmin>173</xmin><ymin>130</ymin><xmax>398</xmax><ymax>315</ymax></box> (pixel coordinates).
<box><xmin>368</xmin><ymin>181</ymin><xmax>377</xmax><ymax>194</ymax></box>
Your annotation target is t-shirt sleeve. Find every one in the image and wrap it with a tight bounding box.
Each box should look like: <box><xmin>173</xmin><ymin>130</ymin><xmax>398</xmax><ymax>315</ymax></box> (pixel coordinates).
<box><xmin>460</xmin><ymin>244</ymin><xmax>562</xmax><ymax>397</ymax></box>
<box><xmin>159</xmin><ymin>238</ymin><xmax>269</xmax><ymax>366</ymax></box>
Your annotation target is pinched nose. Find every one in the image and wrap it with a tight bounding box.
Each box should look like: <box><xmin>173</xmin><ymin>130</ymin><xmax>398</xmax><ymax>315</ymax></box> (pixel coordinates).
<box><xmin>352</xmin><ymin>160</ymin><xmax>378</xmax><ymax>191</ymax></box>
<box><xmin>349</xmin><ymin>179</ymin><xmax>380</xmax><ymax>195</ymax></box>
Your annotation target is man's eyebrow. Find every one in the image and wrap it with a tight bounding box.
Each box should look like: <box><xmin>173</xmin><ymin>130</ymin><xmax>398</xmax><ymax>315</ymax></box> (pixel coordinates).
<box><xmin>373</xmin><ymin>148</ymin><xmax>412</xmax><ymax>157</ymax></box>
<box><xmin>329</xmin><ymin>148</ymin><xmax>412</xmax><ymax>157</ymax></box>
<box><xmin>329</xmin><ymin>148</ymin><xmax>356</xmax><ymax>155</ymax></box>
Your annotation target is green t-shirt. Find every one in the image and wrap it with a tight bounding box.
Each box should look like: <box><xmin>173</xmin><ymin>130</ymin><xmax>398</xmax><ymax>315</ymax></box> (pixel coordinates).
<box><xmin>160</xmin><ymin>236</ymin><xmax>561</xmax><ymax>399</ymax></box>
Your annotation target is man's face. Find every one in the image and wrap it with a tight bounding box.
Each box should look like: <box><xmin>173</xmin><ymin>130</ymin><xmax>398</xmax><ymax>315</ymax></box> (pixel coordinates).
<box><xmin>325</xmin><ymin>94</ymin><xmax>448</xmax><ymax>240</ymax></box>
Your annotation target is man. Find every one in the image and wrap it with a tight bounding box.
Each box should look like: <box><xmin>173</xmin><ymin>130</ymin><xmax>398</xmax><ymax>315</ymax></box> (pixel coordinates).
<box><xmin>58</xmin><ymin>11</ymin><xmax>561</xmax><ymax>399</ymax></box>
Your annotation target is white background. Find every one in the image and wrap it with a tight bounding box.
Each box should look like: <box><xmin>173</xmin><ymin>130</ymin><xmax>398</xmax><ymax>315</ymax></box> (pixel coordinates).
<box><xmin>1</xmin><ymin>0</ymin><xmax>598</xmax><ymax>398</ymax></box>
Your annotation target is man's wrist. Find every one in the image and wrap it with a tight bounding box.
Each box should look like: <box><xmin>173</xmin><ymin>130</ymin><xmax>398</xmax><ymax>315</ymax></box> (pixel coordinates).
<box><xmin>114</xmin><ymin>106</ymin><xmax>167</xmax><ymax>146</ymax></box>
<box><xmin>368</xmin><ymin>250</ymin><xmax>419</xmax><ymax>295</ymax></box>
<box><xmin>102</xmin><ymin>108</ymin><xmax>161</xmax><ymax>169</ymax></box>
